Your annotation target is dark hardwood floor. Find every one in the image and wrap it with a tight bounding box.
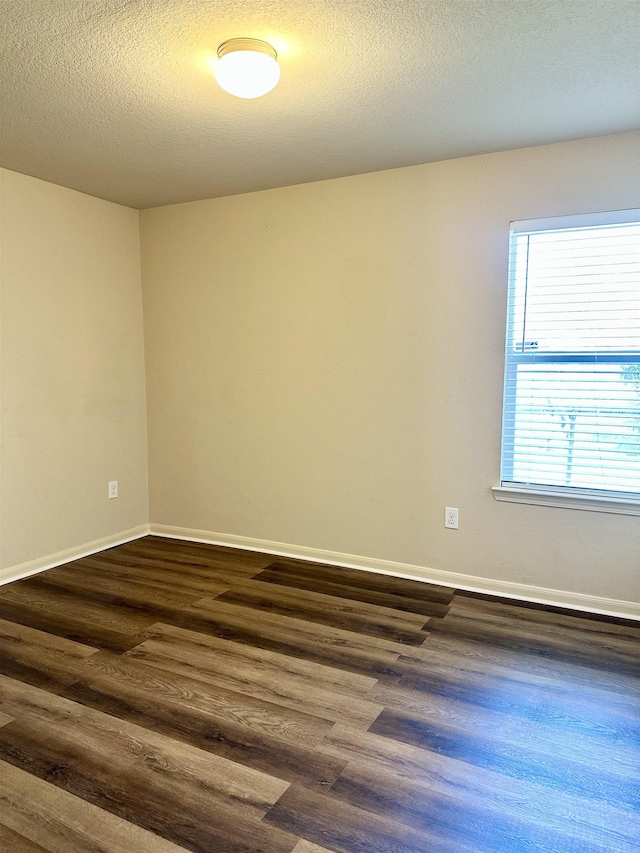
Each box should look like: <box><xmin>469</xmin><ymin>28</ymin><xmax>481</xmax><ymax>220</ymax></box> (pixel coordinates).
<box><xmin>0</xmin><ymin>536</ymin><xmax>638</xmax><ymax>852</ymax></box>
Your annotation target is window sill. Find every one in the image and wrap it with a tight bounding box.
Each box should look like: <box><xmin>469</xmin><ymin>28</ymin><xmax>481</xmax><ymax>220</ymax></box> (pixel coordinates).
<box><xmin>491</xmin><ymin>486</ymin><xmax>640</xmax><ymax>516</ymax></box>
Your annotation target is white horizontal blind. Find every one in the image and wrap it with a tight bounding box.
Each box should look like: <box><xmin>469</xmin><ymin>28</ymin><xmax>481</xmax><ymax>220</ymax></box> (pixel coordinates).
<box><xmin>501</xmin><ymin>210</ymin><xmax>640</xmax><ymax>497</ymax></box>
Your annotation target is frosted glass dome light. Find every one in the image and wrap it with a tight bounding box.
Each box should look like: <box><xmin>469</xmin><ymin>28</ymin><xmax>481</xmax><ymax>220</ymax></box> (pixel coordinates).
<box><xmin>214</xmin><ymin>39</ymin><xmax>280</xmax><ymax>99</ymax></box>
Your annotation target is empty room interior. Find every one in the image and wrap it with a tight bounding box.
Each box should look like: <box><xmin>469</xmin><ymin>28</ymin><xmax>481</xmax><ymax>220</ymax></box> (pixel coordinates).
<box><xmin>1</xmin><ymin>2</ymin><xmax>639</xmax><ymax>852</ymax></box>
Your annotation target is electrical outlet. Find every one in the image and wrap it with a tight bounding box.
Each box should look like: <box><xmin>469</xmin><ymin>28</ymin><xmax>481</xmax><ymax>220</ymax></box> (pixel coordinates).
<box><xmin>108</xmin><ymin>480</ymin><xmax>118</xmax><ymax>499</ymax></box>
<box><xmin>445</xmin><ymin>507</ymin><xmax>458</xmax><ymax>529</ymax></box>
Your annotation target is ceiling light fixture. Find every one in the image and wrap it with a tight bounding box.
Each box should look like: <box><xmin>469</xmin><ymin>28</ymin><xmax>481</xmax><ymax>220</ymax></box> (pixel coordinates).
<box><xmin>214</xmin><ymin>38</ymin><xmax>280</xmax><ymax>99</ymax></box>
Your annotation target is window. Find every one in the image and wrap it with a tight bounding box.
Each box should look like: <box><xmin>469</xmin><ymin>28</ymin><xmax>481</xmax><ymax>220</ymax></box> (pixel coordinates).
<box><xmin>495</xmin><ymin>209</ymin><xmax>640</xmax><ymax>514</ymax></box>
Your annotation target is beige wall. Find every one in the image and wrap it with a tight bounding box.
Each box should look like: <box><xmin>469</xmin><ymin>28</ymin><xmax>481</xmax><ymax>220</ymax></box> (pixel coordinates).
<box><xmin>140</xmin><ymin>132</ymin><xmax>640</xmax><ymax>604</ymax></box>
<box><xmin>0</xmin><ymin>169</ymin><xmax>148</xmax><ymax>570</ymax></box>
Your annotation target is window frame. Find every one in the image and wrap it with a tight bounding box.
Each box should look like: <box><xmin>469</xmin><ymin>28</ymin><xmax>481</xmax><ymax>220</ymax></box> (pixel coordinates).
<box><xmin>494</xmin><ymin>208</ymin><xmax>640</xmax><ymax>515</ymax></box>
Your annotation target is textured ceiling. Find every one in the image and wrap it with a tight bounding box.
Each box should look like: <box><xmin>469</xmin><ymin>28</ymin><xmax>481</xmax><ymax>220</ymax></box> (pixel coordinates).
<box><xmin>1</xmin><ymin>0</ymin><xmax>639</xmax><ymax>209</ymax></box>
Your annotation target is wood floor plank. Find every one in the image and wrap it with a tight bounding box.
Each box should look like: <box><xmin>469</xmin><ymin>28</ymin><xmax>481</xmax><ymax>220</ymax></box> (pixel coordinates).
<box><xmin>452</xmin><ymin>594</ymin><xmax>640</xmax><ymax>638</ymax></box>
<box><xmin>75</xmin><ymin>651</ymin><xmax>335</xmax><ymax>747</ymax></box>
<box><xmin>184</xmin><ymin>597</ymin><xmax>415</xmax><ymax>657</ymax></box>
<box><xmin>0</xmin><ymin>673</ymin><xmax>291</xmax><ymax>811</ymax></box>
<box><xmin>264</xmin><ymin>557</ymin><xmax>455</xmax><ymax>601</ymax></box>
<box><xmin>0</xmin><ymin>676</ymin><xmax>297</xmax><ymax>853</ymax></box>
<box><xmin>427</xmin><ymin>609</ymin><xmax>640</xmax><ymax>675</ymax></box>
<box><xmin>390</xmin><ymin>649</ymin><xmax>640</xmax><ymax>734</ymax></box>
<box><xmin>0</xmin><ymin>596</ymin><xmax>146</xmax><ymax>653</ymax></box>
<box><xmin>232</xmin><ymin>575</ymin><xmax>430</xmax><ymax>628</ymax></box>
<box><xmin>408</xmin><ymin>631</ymin><xmax>640</xmax><ymax>700</ymax></box>
<box><xmin>0</xmin><ymin>823</ymin><xmax>52</xmax><ymax>853</ymax></box>
<box><xmin>374</xmin><ymin>670</ymin><xmax>640</xmax><ymax>765</ymax></box>
<box><xmin>446</xmin><ymin>597</ymin><xmax>640</xmax><ymax>658</ymax></box>
<box><xmin>125</xmin><ymin>629</ymin><xmax>383</xmax><ymax>726</ymax></box>
<box><xmin>13</xmin><ymin>574</ymin><xmax>207</xmax><ymax>634</ymax></box>
<box><xmin>331</xmin><ymin>759</ymin><xmax>628</xmax><ymax>853</ymax></box>
<box><xmin>321</xmin><ymin>726</ymin><xmax>639</xmax><ymax>853</ymax></box>
<box><xmin>369</xmin><ymin>705</ymin><xmax>640</xmax><ymax>810</ymax></box>
<box><xmin>0</xmin><ymin>617</ymin><xmax>98</xmax><ymax>692</ymax></box>
<box><xmin>67</xmin><ymin>556</ymin><xmax>234</xmax><ymax>597</ymax></box>
<box><xmin>138</xmin><ymin>622</ymin><xmax>378</xmax><ymax>695</ymax></box>
<box><xmin>370</xmin><ymin>676</ymin><xmax>640</xmax><ymax>757</ymax></box>
<box><xmin>0</xmin><ymin>584</ymin><xmax>151</xmax><ymax>634</ymax></box>
<box><xmin>175</xmin><ymin>598</ymin><xmax>409</xmax><ymax>678</ymax></box>
<box><xmin>80</xmin><ymin>551</ymin><xmax>255</xmax><ymax>587</ymax></box>
<box><xmin>263</xmin><ymin>783</ymin><xmax>467</xmax><ymax>853</ymax></box>
<box><xmin>23</xmin><ymin>567</ymin><xmax>204</xmax><ymax>611</ymax></box>
<box><xmin>116</xmin><ymin>537</ymin><xmax>273</xmax><ymax>571</ymax></box>
<box><xmin>0</xmin><ymin>759</ymin><xmax>192</xmax><ymax>853</ymax></box>
<box><xmin>292</xmin><ymin>842</ymin><xmax>338</xmax><ymax>853</ymax></box>
<box><xmin>253</xmin><ymin>568</ymin><xmax>449</xmax><ymax>619</ymax></box>
<box><xmin>60</xmin><ymin>651</ymin><xmax>346</xmax><ymax>790</ymax></box>
<box><xmin>215</xmin><ymin>578</ymin><xmax>429</xmax><ymax>644</ymax></box>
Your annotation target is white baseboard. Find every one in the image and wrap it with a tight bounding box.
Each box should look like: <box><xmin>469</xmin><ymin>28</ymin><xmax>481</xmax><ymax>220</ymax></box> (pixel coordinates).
<box><xmin>149</xmin><ymin>523</ymin><xmax>640</xmax><ymax>621</ymax></box>
<box><xmin>0</xmin><ymin>525</ymin><xmax>150</xmax><ymax>586</ymax></box>
<box><xmin>4</xmin><ymin>520</ymin><xmax>636</xmax><ymax>621</ymax></box>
